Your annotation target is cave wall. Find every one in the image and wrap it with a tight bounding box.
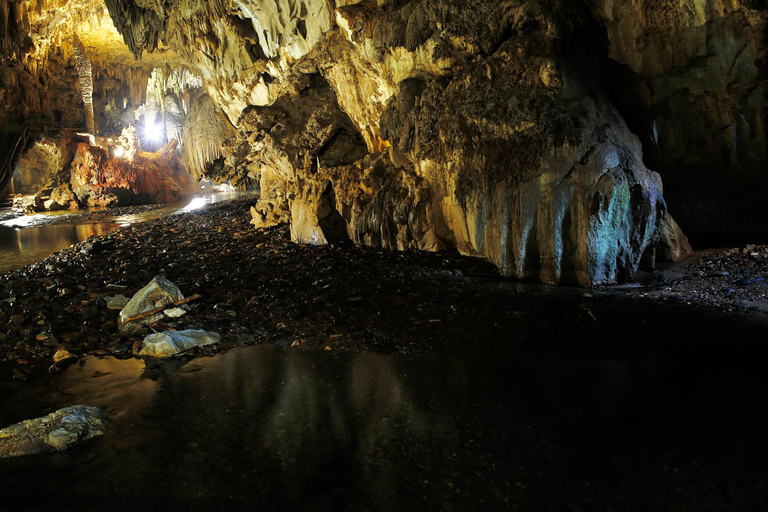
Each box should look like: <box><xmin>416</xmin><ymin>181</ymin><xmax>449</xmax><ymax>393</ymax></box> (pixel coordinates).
<box><xmin>588</xmin><ymin>0</ymin><xmax>768</xmax><ymax>245</ymax></box>
<box><xmin>212</xmin><ymin>0</ymin><xmax>667</xmax><ymax>285</ymax></box>
<box><xmin>4</xmin><ymin>0</ymin><xmax>767</xmax><ymax>284</ymax></box>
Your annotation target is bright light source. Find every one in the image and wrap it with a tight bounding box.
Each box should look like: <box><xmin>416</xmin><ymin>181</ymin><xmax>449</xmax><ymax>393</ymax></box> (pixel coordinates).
<box><xmin>143</xmin><ymin>121</ymin><xmax>162</xmax><ymax>142</ymax></box>
<box><xmin>113</xmin><ymin>146</ymin><xmax>125</xmax><ymax>158</ymax></box>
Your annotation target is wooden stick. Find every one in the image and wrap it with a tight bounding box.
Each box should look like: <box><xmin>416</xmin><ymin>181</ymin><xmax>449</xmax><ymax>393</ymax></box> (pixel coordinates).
<box><xmin>122</xmin><ymin>294</ymin><xmax>201</xmax><ymax>324</ymax></box>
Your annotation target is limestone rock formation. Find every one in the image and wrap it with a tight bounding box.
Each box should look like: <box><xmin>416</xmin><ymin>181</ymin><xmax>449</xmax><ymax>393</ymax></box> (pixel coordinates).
<box><xmin>138</xmin><ymin>329</ymin><xmax>221</xmax><ymax>357</ymax></box>
<box><xmin>181</xmin><ymin>94</ymin><xmax>237</xmax><ymax>181</ymax></box>
<box><xmin>11</xmin><ymin>0</ymin><xmax>768</xmax><ymax>285</ymax></box>
<box><xmin>68</xmin><ymin>135</ymin><xmax>197</xmax><ymax>208</ymax></box>
<box><xmin>47</xmin><ymin>183</ymin><xmax>80</xmax><ymax>210</ymax></box>
<box><xmin>8</xmin><ymin>125</ymin><xmax>198</xmax><ymax>211</ymax></box>
<box><xmin>658</xmin><ymin>213</ymin><xmax>693</xmax><ymax>263</ymax></box>
<box><xmin>588</xmin><ymin>0</ymin><xmax>768</xmax><ymax>244</ymax></box>
<box><xmin>228</xmin><ymin>1</ymin><xmax>668</xmax><ymax>285</ymax></box>
<box><xmin>0</xmin><ymin>406</ymin><xmax>110</xmax><ymax>458</ymax></box>
<box><xmin>119</xmin><ymin>275</ymin><xmax>185</xmax><ymax>333</ymax></box>
<box><xmin>9</xmin><ymin>136</ymin><xmax>72</xmax><ymax>195</ymax></box>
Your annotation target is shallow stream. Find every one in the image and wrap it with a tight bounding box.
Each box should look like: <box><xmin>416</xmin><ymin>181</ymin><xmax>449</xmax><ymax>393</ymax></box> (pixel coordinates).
<box><xmin>0</xmin><ymin>192</ymin><xmax>253</xmax><ymax>274</ymax></box>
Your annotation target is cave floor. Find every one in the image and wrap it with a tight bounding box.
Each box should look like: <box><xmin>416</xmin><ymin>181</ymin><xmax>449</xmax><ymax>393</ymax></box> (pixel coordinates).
<box><xmin>0</xmin><ymin>195</ymin><xmax>767</xmax><ymax>510</ymax></box>
<box><xmin>1</xmin><ymin>194</ymin><xmax>768</xmax><ymax>364</ymax></box>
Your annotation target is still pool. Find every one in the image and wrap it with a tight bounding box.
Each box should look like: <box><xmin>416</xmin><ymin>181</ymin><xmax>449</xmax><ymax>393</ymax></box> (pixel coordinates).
<box><xmin>0</xmin><ymin>345</ymin><xmax>765</xmax><ymax>511</ymax></box>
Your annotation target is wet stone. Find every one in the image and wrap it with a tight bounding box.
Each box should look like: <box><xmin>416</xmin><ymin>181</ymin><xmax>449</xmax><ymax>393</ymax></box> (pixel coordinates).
<box><xmin>82</xmin><ymin>305</ymin><xmax>99</xmax><ymax>320</ymax></box>
<box><xmin>104</xmin><ymin>295</ymin><xmax>130</xmax><ymax>310</ymax></box>
<box><xmin>9</xmin><ymin>315</ymin><xmax>26</xmax><ymax>326</ymax></box>
<box><xmin>112</xmin><ymin>341</ymin><xmax>133</xmax><ymax>356</ymax></box>
<box><xmin>119</xmin><ymin>275</ymin><xmax>185</xmax><ymax>334</ymax></box>
<box><xmin>138</xmin><ymin>330</ymin><xmax>221</xmax><ymax>358</ymax></box>
<box><xmin>53</xmin><ymin>349</ymin><xmax>77</xmax><ymax>364</ymax></box>
<box><xmin>0</xmin><ymin>406</ymin><xmax>110</xmax><ymax>458</ymax></box>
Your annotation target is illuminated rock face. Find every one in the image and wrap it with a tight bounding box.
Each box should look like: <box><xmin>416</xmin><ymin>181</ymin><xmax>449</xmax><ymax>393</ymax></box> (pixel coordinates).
<box><xmin>588</xmin><ymin>1</ymin><xmax>768</xmax><ymax>245</ymax></box>
<box><xmin>68</xmin><ymin>139</ymin><xmax>197</xmax><ymax>207</ymax></box>
<box><xmin>9</xmin><ymin>138</ymin><xmax>69</xmax><ymax>195</ymax></box>
<box><xmin>218</xmin><ymin>1</ymin><xmax>666</xmax><ymax>285</ymax></box>
<box><xmin>4</xmin><ymin>0</ymin><xmax>768</xmax><ymax>283</ymax></box>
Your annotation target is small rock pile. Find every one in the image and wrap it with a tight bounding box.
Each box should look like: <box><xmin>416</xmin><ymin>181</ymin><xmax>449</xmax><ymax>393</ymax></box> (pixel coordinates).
<box><xmin>607</xmin><ymin>244</ymin><xmax>768</xmax><ymax>313</ymax></box>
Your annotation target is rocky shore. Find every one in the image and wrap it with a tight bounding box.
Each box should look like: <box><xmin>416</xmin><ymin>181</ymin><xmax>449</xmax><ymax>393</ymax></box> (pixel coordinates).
<box><xmin>1</xmin><ymin>195</ymin><xmax>767</xmax><ymax>381</ymax></box>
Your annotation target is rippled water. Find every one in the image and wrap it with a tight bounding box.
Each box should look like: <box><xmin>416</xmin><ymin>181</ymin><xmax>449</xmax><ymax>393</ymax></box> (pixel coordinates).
<box><xmin>0</xmin><ymin>346</ymin><xmax>765</xmax><ymax>511</ymax></box>
<box><xmin>0</xmin><ymin>192</ymin><xmax>253</xmax><ymax>273</ymax></box>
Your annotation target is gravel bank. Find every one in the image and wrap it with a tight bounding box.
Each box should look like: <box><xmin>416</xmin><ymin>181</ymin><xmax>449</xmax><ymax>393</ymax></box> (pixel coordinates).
<box><xmin>1</xmin><ymin>195</ymin><xmax>767</xmax><ymax>379</ymax></box>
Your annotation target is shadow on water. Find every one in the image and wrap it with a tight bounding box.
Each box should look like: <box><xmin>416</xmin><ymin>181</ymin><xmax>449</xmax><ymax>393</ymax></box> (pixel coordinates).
<box><xmin>0</xmin><ymin>345</ymin><xmax>766</xmax><ymax>511</ymax></box>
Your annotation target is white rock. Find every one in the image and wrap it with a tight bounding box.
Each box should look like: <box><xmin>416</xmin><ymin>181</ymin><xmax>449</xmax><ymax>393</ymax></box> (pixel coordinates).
<box><xmin>119</xmin><ymin>276</ymin><xmax>184</xmax><ymax>333</ymax></box>
<box><xmin>138</xmin><ymin>329</ymin><xmax>220</xmax><ymax>358</ymax></box>
<box><xmin>163</xmin><ymin>307</ymin><xmax>187</xmax><ymax>318</ymax></box>
<box><xmin>0</xmin><ymin>406</ymin><xmax>110</xmax><ymax>458</ymax></box>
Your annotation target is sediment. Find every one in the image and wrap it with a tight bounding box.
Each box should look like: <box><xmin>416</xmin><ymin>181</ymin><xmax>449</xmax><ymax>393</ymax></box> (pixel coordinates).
<box><xmin>1</xmin><ymin>195</ymin><xmax>767</xmax><ymax>381</ymax></box>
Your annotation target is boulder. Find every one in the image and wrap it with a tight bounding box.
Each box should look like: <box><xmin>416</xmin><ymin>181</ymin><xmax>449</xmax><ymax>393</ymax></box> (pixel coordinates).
<box><xmin>138</xmin><ymin>329</ymin><xmax>221</xmax><ymax>357</ymax></box>
<box><xmin>0</xmin><ymin>406</ymin><xmax>110</xmax><ymax>458</ymax></box>
<box><xmin>49</xmin><ymin>183</ymin><xmax>80</xmax><ymax>210</ymax></box>
<box><xmin>118</xmin><ymin>275</ymin><xmax>184</xmax><ymax>333</ymax></box>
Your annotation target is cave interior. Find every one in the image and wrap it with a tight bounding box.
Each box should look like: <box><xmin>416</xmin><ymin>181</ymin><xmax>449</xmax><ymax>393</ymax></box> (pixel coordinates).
<box><xmin>1</xmin><ymin>0</ymin><xmax>768</xmax><ymax>510</ymax></box>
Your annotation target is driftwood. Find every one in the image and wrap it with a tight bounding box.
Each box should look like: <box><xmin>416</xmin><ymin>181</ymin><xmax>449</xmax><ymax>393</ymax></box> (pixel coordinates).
<box><xmin>121</xmin><ymin>294</ymin><xmax>202</xmax><ymax>325</ymax></box>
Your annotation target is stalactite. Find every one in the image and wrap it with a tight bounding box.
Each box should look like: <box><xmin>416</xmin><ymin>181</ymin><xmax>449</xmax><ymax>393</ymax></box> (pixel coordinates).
<box><xmin>103</xmin><ymin>0</ymin><xmax>162</xmax><ymax>58</ymax></box>
<box><xmin>72</xmin><ymin>34</ymin><xmax>96</xmax><ymax>135</ymax></box>
<box><xmin>181</xmin><ymin>94</ymin><xmax>235</xmax><ymax>179</ymax></box>
<box><xmin>2</xmin><ymin>0</ymin><xmax>10</xmax><ymax>56</ymax></box>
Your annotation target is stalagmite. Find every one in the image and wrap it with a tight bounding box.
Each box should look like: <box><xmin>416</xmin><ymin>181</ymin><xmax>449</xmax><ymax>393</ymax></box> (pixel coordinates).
<box><xmin>72</xmin><ymin>35</ymin><xmax>95</xmax><ymax>135</ymax></box>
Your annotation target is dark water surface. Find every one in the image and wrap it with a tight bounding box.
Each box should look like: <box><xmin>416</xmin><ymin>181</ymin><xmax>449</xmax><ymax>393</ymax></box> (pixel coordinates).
<box><xmin>0</xmin><ymin>192</ymin><xmax>252</xmax><ymax>274</ymax></box>
<box><xmin>0</xmin><ymin>345</ymin><xmax>765</xmax><ymax>511</ymax></box>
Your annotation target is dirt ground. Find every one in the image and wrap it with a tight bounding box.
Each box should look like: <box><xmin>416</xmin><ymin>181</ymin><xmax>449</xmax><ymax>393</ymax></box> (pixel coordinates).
<box><xmin>1</xmin><ymin>195</ymin><xmax>767</xmax><ymax>511</ymax></box>
<box><xmin>1</xmin><ymin>195</ymin><xmax>767</xmax><ymax>378</ymax></box>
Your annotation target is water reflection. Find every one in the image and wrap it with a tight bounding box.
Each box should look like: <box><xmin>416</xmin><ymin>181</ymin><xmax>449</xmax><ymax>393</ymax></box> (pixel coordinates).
<box><xmin>0</xmin><ymin>348</ymin><xmax>668</xmax><ymax>510</ymax></box>
<box><xmin>0</xmin><ymin>346</ymin><xmax>765</xmax><ymax>511</ymax></box>
<box><xmin>0</xmin><ymin>191</ymin><xmax>255</xmax><ymax>273</ymax></box>
<box><xmin>0</xmin><ymin>222</ymin><xmax>120</xmax><ymax>272</ymax></box>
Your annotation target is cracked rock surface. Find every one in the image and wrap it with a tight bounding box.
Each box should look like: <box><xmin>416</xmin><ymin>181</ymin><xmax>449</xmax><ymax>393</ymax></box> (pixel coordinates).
<box><xmin>0</xmin><ymin>405</ymin><xmax>109</xmax><ymax>458</ymax></box>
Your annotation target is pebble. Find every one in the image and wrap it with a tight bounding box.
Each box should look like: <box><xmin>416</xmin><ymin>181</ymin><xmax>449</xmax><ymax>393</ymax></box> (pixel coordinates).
<box><xmin>104</xmin><ymin>295</ymin><xmax>130</xmax><ymax>310</ymax></box>
<box><xmin>82</xmin><ymin>305</ymin><xmax>99</xmax><ymax>319</ymax></box>
<box><xmin>112</xmin><ymin>341</ymin><xmax>134</xmax><ymax>355</ymax></box>
<box><xmin>9</xmin><ymin>314</ymin><xmax>26</xmax><ymax>325</ymax></box>
<box><xmin>52</xmin><ymin>349</ymin><xmax>77</xmax><ymax>364</ymax></box>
